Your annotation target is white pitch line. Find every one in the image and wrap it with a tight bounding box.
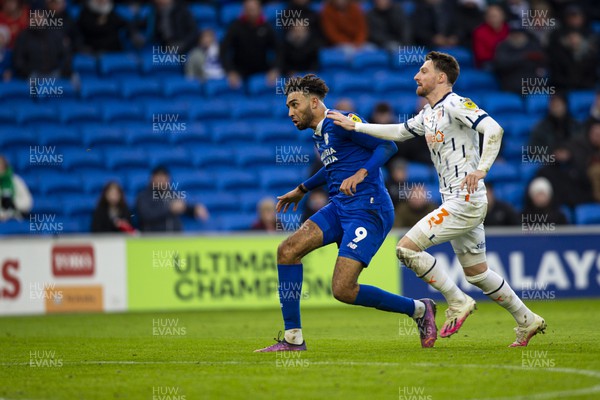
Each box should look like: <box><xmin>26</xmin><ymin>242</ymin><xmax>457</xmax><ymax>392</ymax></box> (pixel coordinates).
<box><xmin>1</xmin><ymin>360</ymin><xmax>598</xmax><ymax>400</ymax></box>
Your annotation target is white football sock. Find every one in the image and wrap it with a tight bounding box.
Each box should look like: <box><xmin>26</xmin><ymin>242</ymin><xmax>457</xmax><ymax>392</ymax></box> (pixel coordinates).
<box><xmin>466</xmin><ymin>269</ymin><xmax>534</xmax><ymax>326</ymax></box>
<box><xmin>412</xmin><ymin>300</ymin><xmax>426</xmax><ymax>319</ymax></box>
<box><xmin>397</xmin><ymin>247</ymin><xmax>467</xmax><ymax>308</ymax></box>
<box><xmin>284</xmin><ymin>328</ymin><xmax>303</xmax><ymax>345</ymax></box>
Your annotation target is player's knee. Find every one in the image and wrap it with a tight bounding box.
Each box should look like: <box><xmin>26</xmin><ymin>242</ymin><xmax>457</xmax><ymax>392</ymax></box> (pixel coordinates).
<box><xmin>332</xmin><ymin>281</ymin><xmax>357</xmax><ymax>304</ymax></box>
<box><xmin>277</xmin><ymin>240</ymin><xmax>299</xmax><ymax>264</ymax></box>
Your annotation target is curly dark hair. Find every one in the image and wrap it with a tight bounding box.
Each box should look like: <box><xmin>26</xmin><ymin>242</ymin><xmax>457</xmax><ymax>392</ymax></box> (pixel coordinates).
<box><xmin>426</xmin><ymin>51</ymin><xmax>460</xmax><ymax>85</ymax></box>
<box><xmin>283</xmin><ymin>74</ymin><xmax>329</xmax><ymax>99</ymax></box>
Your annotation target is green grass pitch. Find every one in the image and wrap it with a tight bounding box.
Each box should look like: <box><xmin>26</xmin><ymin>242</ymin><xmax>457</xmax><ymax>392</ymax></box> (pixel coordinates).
<box><xmin>1</xmin><ymin>299</ymin><xmax>599</xmax><ymax>400</ymax></box>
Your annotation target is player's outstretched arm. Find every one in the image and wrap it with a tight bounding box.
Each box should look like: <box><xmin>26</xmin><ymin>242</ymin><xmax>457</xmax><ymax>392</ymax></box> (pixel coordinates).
<box><xmin>460</xmin><ymin>117</ymin><xmax>504</xmax><ymax>193</ymax></box>
<box><xmin>327</xmin><ymin>111</ymin><xmax>415</xmax><ymax>142</ymax></box>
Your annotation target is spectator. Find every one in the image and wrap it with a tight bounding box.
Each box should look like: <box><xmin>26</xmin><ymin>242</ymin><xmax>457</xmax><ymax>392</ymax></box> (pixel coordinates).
<box><xmin>91</xmin><ymin>181</ymin><xmax>136</xmax><ymax>233</ymax></box>
<box><xmin>46</xmin><ymin>0</ymin><xmax>82</xmax><ymax>53</ymax></box>
<box><xmin>185</xmin><ymin>29</ymin><xmax>225</xmax><ymax>81</ymax></box>
<box><xmin>0</xmin><ymin>155</ymin><xmax>32</xmax><ymax>221</ymax></box>
<box><xmin>455</xmin><ymin>0</ymin><xmax>485</xmax><ymax>48</ymax></box>
<box><xmin>320</xmin><ymin>0</ymin><xmax>368</xmax><ymax>49</ymax></box>
<box><xmin>13</xmin><ymin>12</ymin><xmax>71</xmax><ymax>79</ymax></box>
<box><xmin>503</xmin><ymin>0</ymin><xmax>530</xmax><ymax>29</ymax></box>
<box><xmin>77</xmin><ymin>0</ymin><xmax>130</xmax><ymax>53</ymax></box>
<box><xmin>385</xmin><ymin>157</ymin><xmax>408</xmax><ymax>206</ymax></box>
<box><xmin>472</xmin><ymin>5</ymin><xmax>509</xmax><ymax>69</ymax></box>
<box><xmin>523</xmin><ymin>1</ymin><xmax>553</xmax><ymax>47</ymax></box>
<box><xmin>394</xmin><ymin>185</ymin><xmax>436</xmax><ymax>228</ymax></box>
<box><xmin>522</xmin><ymin>176</ymin><xmax>567</xmax><ymax>225</ymax></box>
<box><xmin>412</xmin><ymin>0</ymin><xmax>459</xmax><ymax>48</ymax></box>
<box><xmin>301</xmin><ymin>188</ymin><xmax>328</xmax><ymax>221</ymax></box>
<box><xmin>286</xmin><ymin>0</ymin><xmax>321</xmax><ymax>40</ymax></box>
<box><xmin>493</xmin><ymin>28</ymin><xmax>545</xmax><ymax>93</ymax></box>
<box><xmin>367</xmin><ymin>0</ymin><xmax>409</xmax><ymax>52</ymax></box>
<box><xmin>535</xmin><ymin>144</ymin><xmax>594</xmax><ymax>207</ymax></box>
<box><xmin>220</xmin><ymin>0</ymin><xmax>281</xmax><ymax>87</ymax></box>
<box><xmin>251</xmin><ymin>197</ymin><xmax>276</xmax><ymax>231</ymax></box>
<box><xmin>0</xmin><ymin>0</ymin><xmax>28</xmax><ymax>48</ymax></box>
<box><xmin>145</xmin><ymin>0</ymin><xmax>198</xmax><ymax>55</ymax></box>
<box><xmin>282</xmin><ymin>24</ymin><xmax>320</xmax><ymax>75</ymax></box>
<box><xmin>136</xmin><ymin>166</ymin><xmax>209</xmax><ymax>232</ymax></box>
<box><xmin>0</xmin><ymin>24</ymin><xmax>12</xmax><ymax>80</ymax></box>
<box><xmin>547</xmin><ymin>29</ymin><xmax>598</xmax><ymax>91</ymax></box>
<box><xmin>529</xmin><ymin>93</ymin><xmax>584</xmax><ymax>151</ymax></box>
<box><xmin>570</xmin><ymin>121</ymin><xmax>600</xmax><ymax>203</ymax></box>
<box><xmin>334</xmin><ymin>98</ymin><xmax>354</xmax><ymax>112</ymax></box>
<box><xmin>484</xmin><ymin>182</ymin><xmax>520</xmax><ymax>226</ymax></box>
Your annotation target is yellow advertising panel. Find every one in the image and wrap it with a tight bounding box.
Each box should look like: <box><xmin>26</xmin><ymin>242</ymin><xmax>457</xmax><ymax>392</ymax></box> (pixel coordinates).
<box><xmin>126</xmin><ymin>235</ymin><xmax>399</xmax><ymax>311</ymax></box>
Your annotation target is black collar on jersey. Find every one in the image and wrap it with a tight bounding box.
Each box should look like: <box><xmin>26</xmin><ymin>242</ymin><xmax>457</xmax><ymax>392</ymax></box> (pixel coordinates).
<box><xmin>432</xmin><ymin>91</ymin><xmax>453</xmax><ymax>108</ymax></box>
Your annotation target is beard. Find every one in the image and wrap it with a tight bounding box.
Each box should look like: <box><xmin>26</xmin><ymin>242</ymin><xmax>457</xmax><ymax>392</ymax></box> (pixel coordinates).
<box><xmin>294</xmin><ymin>109</ymin><xmax>313</xmax><ymax>130</ymax></box>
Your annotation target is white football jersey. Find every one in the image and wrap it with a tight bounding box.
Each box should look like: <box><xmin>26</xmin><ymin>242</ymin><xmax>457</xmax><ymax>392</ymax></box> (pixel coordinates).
<box><xmin>405</xmin><ymin>92</ymin><xmax>490</xmax><ymax>203</ymax></box>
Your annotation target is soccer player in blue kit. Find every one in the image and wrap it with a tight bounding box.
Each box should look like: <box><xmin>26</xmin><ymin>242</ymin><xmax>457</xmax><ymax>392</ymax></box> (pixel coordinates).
<box><xmin>255</xmin><ymin>74</ymin><xmax>437</xmax><ymax>352</ymax></box>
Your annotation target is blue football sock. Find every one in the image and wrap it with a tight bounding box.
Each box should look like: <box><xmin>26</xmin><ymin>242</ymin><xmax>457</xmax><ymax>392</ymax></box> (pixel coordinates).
<box><xmin>353</xmin><ymin>284</ymin><xmax>415</xmax><ymax>316</ymax></box>
<box><xmin>278</xmin><ymin>264</ymin><xmax>303</xmax><ymax>330</ymax></box>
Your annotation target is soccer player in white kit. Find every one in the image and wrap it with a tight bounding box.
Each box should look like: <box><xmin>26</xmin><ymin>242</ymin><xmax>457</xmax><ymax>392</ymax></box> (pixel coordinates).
<box><xmin>328</xmin><ymin>51</ymin><xmax>546</xmax><ymax>347</ymax></box>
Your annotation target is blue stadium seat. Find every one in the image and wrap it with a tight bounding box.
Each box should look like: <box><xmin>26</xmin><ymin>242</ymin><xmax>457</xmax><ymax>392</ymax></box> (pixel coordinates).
<box><xmin>148</xmin><ymin>147</ymin><xmax>192</xmax><ymax>169</ymax></box>
<box><xmin>188</xmin><ymin>99</ymin><xmax>230</xmax><ymax>121</ymax></box>
<box><xmin>384</xmin><ymin>94</ymin><xmax>420</xmax><ymax>116</ymax></box>
<box><xmin>61</xmin><ymin>148</ymin><xmax>105</xmax><ymax>171</ymax></box>
<box><xmin>247</xmin><ymin>74</ymin><xmax>276</xmax><ymax>96</ymax></box>
<box><xmin>171</xmin><ymin>122</ymin><xmax>208</xmax><ymax>145</ymax></box>
<box><xmin>125</xmin><ymin>124</ymin><xmax>170</xmax><ymax>145</ymax></box>
<box><xmin>31</xmin><ymin>197</ymin><xmax>64</xmax><ymax>215</ymax></box>
<box><xmin>332</xmin><ymin>72</ymin><xmax>374</xmax><ymax>97</ymax></box>
<box><xmin>0</xmin><ymin>128</ymin><xmax>37</xmax><ymax>151</ymax></box>
<box><xmin>140</xmin><ymin>52</ymin><xmax>184</xmax><ymax>78</ymax></box>
<box><xmin>38</xmin><ymin>171</ymin><xmax>82</xmax><ymax>195</ymax></box>
<box><xmin>268</xmin><ymin>98</ymin><xmax>291</xmax><ymax>119</ymax></box>
<box><xmin>81</xmin><ymin>171</ymin><xmax>124</xmax><ymax>194</ymax></box>
<box><xmin>80</xmin><ymin>79</ymin><xmax>120</xmax><ymax>100</ymax></box>
<box><xmin>230</xmin><ymin>98</ymin><xmax>273</xmax><ymax>119</ymax></box>
<box><xmin>221</xmin><ymin>3</ymin><xmax>243</xmax><ymax>25</ymax></box>
<box><xmin>192</xmin><ymin>146</ymin><xmax>231</xmax><ymax>168</ymax></box>
<box><xmin>173</xmin><ymin>171</ymin><xmax>217</xmax><ymax>191</ymax></box>
<box><xmin>437</xmin><ymin>46</ymin><xmax>474</xmax><ymax>68</ymax></box>
<box><xmin>392</xmin><ymin>46</ymin><xmax>428</xmax><ymax>69</ymax></box>
<box><xmin>59</xmin><ymin>103</ymin><xmax>102</xmax><ymax>124</ymax></box>
<box><xmin>16</xmin><ymin>104</ymin><xmax>58</xmax><ymax>125</ymax></box>
<box><xmin>0</xmin><ymin>220</ymin><xmax>31</xmax><ymax>235</ymax></box>
<box><xmin>199</xmin><ymin>192</ymin><xmax>239</xmax><ymax>213</ymax></box>
<box><xmin>211</xmin><ymin>121</ymin><xmax>255</xmax><ymax>143</ymax></box>
<box><xmin>190</xmin><ymin>4</ymin><xmax>217</xmax><ymax>25</ymax></box>
<box><xmin>0</xmin><ymin>105</ymin><xmax>16</xmax><ymax>125</ymax></box>
<box><xmin>263</xmin><ymin>2</ymin><xmax>284</xmax><ymax>22</ymax></box>
<box><xmin>235</xmin><ymin>145</ymin><xmax>275</xmax><ymax>167</ymax></box>
<box><xmin>493</xmin><ymin>182</ymin><xmax>525</xmax><ymax>208</ymax></box>
<box><xmin>254</xmin><ymin>120</ymin><xmax>298</xmax><ymax>143</ymax></box>
<box><xmin>62</xmin><ymin>194</ymin><xmax>97</xmax><ymax>217</ymax></box>
<box><xmin>120</xmin><ymin>78</ymin><xmax>163</xmax><ymax>99</ymax></box>
<box><xmin>217</xmin><ymin>169</ymin><xmax>257</xmax><ymax>190</ymax></box>
<box><xmin>526</xmin><ymin>95</ymin><xmax>549</xmax><ymax>115</ymax></box>
<box><xmin>99</xmin><ymin>53</ymin><xmax>140</xmax><ymax>77</ymax></box>
<box><xmin>486</xmin><ymin>162</ymin><xmax>519</xmax><ymax>183</ymax></box>
<box><xmin>501</xmin><ymin>136</ymin><xmax>528</xmax><ymax>161</ymax></box>
<box><xmin>568</xmin><ymin>90</ymin><xmax>595</xmax><ymax>118</ymax></box>
<box><xmin>352</xmin><ymin>50</ymin><xmax>390</xmax><ymax>71</ymax></box>
<box><xmin>454</xmin><ymin>70</ymin><xmax>498</xmax><ymax>92</ymax></box>
<box><xmin>574</xmin><ymin>203</ymin><xmax>600</xmax><ymax>225</ymax></box>
<box><xmin>82</xmin><ymin>126</ymin><xmax>126</xmax><ymax>148</ymax></box>
<box><xmin>258</xmin><ymin>167</ymin><xmax>301</xmax><ymax>190</ymax></box>
<box><xmin>204</xmin><ymin>78</ymin><xmax>244</xmax><ymax>99</ymax></box>
<box><xmin>37</xmin><ymin>126</ymin><xmax>81</xmax><ymax>147</ymax></box>
<box><xmin>0</xmin><ymin>80</ymin><xmax>32</xmax><ymax>101</ymax></box>
<box><xmin>374</xmin><ymin>72</ymin><xmax>416</xmax><ymax>94</ymax></box>
<box><xmin>560</xmin><ymin>205</ymin><xmax>573</xmax><ymax>224</ymax></box>
<box><xmin>142</xmin><ymin>99</ymin><xmax>189</xmax><ymax>122</ymax></box>
<box><xmin>319</xmin><ymin>48</ymin><xmax>352</xmax><ymax>71</ymax></box>
<box><xmin>219</xmin><ymin>212</ymin><xmax>255</xmax><ymax>231</ymax></box>
<box><xmin>162</xmin><ymin>77</ymin><xmax>203</xmax><ymax>98</ymax></box>
<box><xmin>72</xmin><ymin>53</ymin><xmax>97</xmax><ymax>78</ymax></box>
<box><xmin>102</xmin><ymin>102</ymin><xmax>143</xmax><ymax>123</ymax></box>
<box><xmin>496</xmin><ymin>114</ymin><xmax>538</xmax><ymax>138</ymax></box>
<box><xmin>406</xmin><ymin>162</ymin><xmax>434</xmax><ymax>183</ymax></box>
<box><xmin>519</xmin><ymin>163</ymin><xmax>540</xmax><ymax>184</ymax></box>
<box><xmin>32</xmin><ymin>79</ymin><xmax>77</xmax><ymax>100</ymax></box>
<box><xmin>482</xmin><ymin>92</ymin><xmax>524</xmax><ymax>114</ymax></box>
<box><xmin>105</xmin><ymin>149</ymin><xmax>149</xmax><ymax>170</ymax></box>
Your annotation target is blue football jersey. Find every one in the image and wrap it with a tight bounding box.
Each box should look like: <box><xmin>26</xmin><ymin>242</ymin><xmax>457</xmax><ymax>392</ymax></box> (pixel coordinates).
<box><xmin>313</xmin><ymin>110</ymin><xmax>394</xmax><ymax>211</ymax></box>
